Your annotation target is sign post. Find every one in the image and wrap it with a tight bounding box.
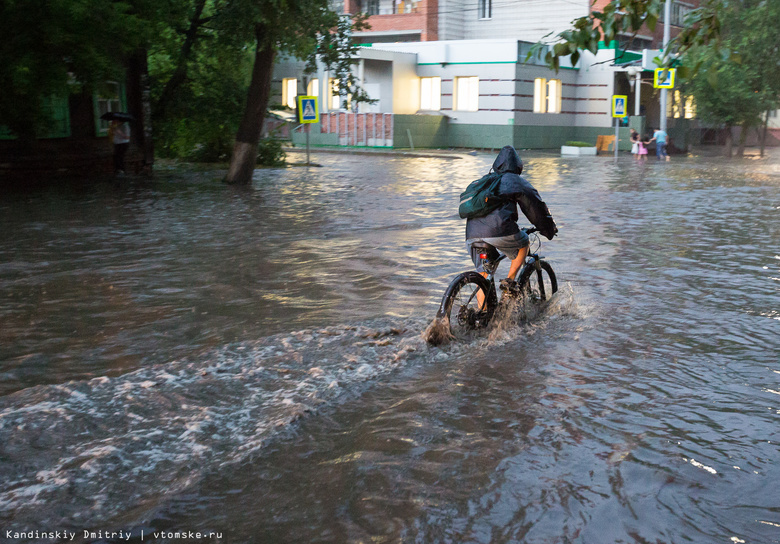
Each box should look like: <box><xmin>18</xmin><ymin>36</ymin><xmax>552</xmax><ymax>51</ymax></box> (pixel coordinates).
<box><xmin>612</xmin><ymin>95</ymin><xmax>627</xmax><ymax>161</ymax></box>
<box><xmin>296</xmin><ymin>95</ymin><xmax>319</xmax><ymax>165</ymax></box>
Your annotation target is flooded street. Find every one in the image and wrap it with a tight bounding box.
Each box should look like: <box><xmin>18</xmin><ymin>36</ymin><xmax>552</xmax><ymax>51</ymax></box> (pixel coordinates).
<box><xmin>0</xmin><ymin>150</ymin><xmax>778</xmax><ymax>543</ymax></box>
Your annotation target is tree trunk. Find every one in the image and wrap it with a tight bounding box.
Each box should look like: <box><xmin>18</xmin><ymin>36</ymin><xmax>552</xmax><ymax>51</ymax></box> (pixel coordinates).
<box><xmin>760</xmin><ymin>110</ymin><xmax>770</xmax><ymax>158</ymax></box>
<box><xmin>127</xmin><ymin>48</ymin><xmax>154</xmax><ymax>173</ymax></box>
<box><xmin>225</xmin><ymin>24</ymin><xmax>276</xmax><ymax>185</ymax></box>
<box><xmin>736</xmin><ymin>121</ymin><xmax>749</xmax><ymax>157</ymax></box>
<box><xmin>724</xmin><ymin>125</ymin><xmax>733</xmax><ymax>157</ymax></box>
<box><xmin>153</xmin><ymin>0</ymin><xmax>208</xmax><ymax>119</ymax></box>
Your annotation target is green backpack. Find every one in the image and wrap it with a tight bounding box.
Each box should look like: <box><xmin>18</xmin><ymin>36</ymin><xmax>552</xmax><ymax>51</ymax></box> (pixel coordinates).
<box><xmin>458</xmin><ymin>172</ymin><xmax>505</xmax><ymax>219</ymax></box>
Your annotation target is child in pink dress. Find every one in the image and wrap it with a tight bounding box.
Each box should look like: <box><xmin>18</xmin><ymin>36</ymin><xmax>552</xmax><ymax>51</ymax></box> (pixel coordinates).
<box><xmin>637</xmin><ymin>137</ymin><xmax>649</xmax><ymax>160</ymax></box>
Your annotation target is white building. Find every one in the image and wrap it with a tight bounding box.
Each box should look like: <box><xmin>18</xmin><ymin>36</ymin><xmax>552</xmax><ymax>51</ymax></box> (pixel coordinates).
<box><xmin>274</xmin><ymin>38</ymin><xmax>634</xmax><ymax>150</ymax></box>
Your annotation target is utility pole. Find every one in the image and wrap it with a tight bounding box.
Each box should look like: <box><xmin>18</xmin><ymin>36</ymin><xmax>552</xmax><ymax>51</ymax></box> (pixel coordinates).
<box><xmin>660</xmin><ymin>0</ymin><xmax>671</xmax><ymax>132</ymax></box>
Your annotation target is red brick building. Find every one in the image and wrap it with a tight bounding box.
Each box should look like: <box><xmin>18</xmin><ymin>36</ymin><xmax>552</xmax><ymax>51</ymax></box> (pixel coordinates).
<box><xmin>345</xmin><ymin>0</ymin><xmax>439</xmax><ymax>42</ymax></box>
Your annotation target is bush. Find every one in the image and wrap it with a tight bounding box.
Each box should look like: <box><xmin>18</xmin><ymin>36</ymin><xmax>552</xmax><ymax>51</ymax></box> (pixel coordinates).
<box><xmin>565</xmin><ymin>141</ymin><xmax>595</xmax><ymax>147</ymax></box>
<box><xmin>256</xmin><ymin>138</ymin><xmax>286</xmax><ymax>167</ymax></box>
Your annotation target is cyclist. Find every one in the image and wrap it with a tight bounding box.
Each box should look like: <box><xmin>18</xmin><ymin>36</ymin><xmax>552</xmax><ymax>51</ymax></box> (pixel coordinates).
<box><xmin>466</xmin><ymin>146</ymin><xmax>558</xmax><ymax>295</ymax></box>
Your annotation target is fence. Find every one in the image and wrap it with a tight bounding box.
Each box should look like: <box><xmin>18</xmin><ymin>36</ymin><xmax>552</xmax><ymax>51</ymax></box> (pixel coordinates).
<box><xmin>318</xmin><ymin>112</ymin><xmax>393</xmax><ymax>147</ymax></box>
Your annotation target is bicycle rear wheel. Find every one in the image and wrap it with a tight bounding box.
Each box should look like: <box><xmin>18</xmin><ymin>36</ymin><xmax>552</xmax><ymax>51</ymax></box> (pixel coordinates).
<box><xmin>517</xmin><ymin>259</ymin><xmax>557</xmax><ymax>303</ymax></box>
<box><xmin>437</xmin><ymin>272</ymin><xmax>497</xmax><ymax>338</ymax></box>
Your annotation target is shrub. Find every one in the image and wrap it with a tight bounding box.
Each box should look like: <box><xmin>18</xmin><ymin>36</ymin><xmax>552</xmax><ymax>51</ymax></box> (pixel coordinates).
<box><xmin>256</xmin><ymin>138</ymin><xmax>286</xmax><ymax>167</ymax></box>
<box><xmin>565</xmin><ymin>141</ymin><xmax>595</xmax><ymax>147</ymax></box>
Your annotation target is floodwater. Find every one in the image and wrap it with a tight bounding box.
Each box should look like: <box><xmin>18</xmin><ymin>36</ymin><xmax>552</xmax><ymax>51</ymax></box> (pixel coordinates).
<box><xmin>0</xmin><ymin>149</ymin><xmax>778</xmax><ymax>543</ymax></box>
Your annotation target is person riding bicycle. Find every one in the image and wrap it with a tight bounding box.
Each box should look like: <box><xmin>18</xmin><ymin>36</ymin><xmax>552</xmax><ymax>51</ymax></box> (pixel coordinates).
<box><xmin>466</xmin><ymin>145</ymin><xmax>558</xmax><ymax>294</ymax></box>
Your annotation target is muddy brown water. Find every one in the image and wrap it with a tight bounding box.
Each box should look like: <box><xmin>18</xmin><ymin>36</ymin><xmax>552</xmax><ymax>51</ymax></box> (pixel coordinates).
<box><xmin>0</xmin><ymin>151</ymin><xmax>778</xmax><ymax>543</ymax></box>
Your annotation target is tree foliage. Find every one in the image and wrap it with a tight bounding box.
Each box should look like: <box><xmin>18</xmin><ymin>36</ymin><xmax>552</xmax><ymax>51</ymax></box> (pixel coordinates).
<box><xmin>308</xmin><ymin>13</ymin><xmax>376</xmax><ymax>111</ymax></box>
<box><xmin>0</xmin><ymin>0</ymin><xmax>145</xmax><ymax>142</ymax></box>
<box><xmin>537</xmin><ymin>0</ymin><xmax>724</xmax><ymax>74</ymax></box>
<box><xmin>682</xmin><ymin>0</ymin><xmax>780</xmax><ymax>154</ymax></box>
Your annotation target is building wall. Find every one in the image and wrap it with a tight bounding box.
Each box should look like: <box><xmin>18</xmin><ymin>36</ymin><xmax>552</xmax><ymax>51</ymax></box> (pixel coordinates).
<box><xmin>394</xmin><ymin>114</ymin><xmax>449</xmax><ymax>147</ymax></box>
<box><xmin>591</xmin><ymin>0</ymin><xmax>703</xmax><ymax>49</ymax></box>
<box><xmin>440</xmin><ymin>0</ymin><xmax>589</xmax><ymax>42</ymax></box>
<box><xmin>348</xmin><ymin>0</ymin><xmax>439</xmax><ymax>41</ymax></box>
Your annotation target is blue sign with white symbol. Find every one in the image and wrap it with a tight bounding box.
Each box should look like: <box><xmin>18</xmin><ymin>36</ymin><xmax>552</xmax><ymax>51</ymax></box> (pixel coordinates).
<box><xmin>612</xmin><ymin>95</ymin><xmax>627</xmax><ymax>118</ymax></box>
<box><xmin>297</xmin><ymin>96</ymin><xmax>319</xmax><ymax>124</ymax></box>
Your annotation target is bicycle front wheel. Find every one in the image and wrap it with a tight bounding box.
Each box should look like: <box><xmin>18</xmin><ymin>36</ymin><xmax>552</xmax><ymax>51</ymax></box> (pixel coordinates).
<box><xmin>517</xmin><ymin>259</ymin><xmax>558</xmax><ymax>303</ymax></box>
<box><xmin>438</xmin><ymin>271</ymin><xmax>497</xmax><ymax>338</ymax></box>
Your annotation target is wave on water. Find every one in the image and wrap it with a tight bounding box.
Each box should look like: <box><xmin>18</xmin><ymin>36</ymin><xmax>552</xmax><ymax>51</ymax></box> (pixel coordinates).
<box><xmin>0</xmin><ymin>288</ymin><xmax>580</xmax><ymax>532</ymax></box>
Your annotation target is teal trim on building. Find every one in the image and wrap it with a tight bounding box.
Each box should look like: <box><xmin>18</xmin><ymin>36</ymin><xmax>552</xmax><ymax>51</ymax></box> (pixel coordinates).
<box><xmin>418</xmin><ymin>61</ymin><xmax>517</xmax><ymax>66</ymax></box>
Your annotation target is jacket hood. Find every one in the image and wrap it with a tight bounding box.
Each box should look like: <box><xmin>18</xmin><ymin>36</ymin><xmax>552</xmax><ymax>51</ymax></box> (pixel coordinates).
<box><xmin>492</xmin><ymin>145</ymin><xmax>523</xmax><ymax>174</ymax></box>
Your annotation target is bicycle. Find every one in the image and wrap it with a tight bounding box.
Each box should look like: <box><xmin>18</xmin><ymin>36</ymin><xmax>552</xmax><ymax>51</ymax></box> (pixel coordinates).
<box><xmin>433</xmin><ymin>227</ymin><xmax>557</xmax><ymax>339</ymax></box>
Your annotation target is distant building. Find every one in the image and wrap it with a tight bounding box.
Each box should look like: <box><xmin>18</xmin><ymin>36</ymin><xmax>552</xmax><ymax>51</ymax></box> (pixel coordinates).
<box><xmin>0</xmin><ymin>55</ymin><xmax>152</xmax><ymax>180</ymax></box>
<box><xmin>274</xmin><ymin>0</ymin><xmax>705</xmax><ymax>151</ymax></box>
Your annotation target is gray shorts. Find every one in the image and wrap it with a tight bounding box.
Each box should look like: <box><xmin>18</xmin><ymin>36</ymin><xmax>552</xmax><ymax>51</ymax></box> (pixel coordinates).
<box><xmin>466</xmin><ymin>231</ymin><xmax>529</xmax><ymax>269</ymax></box>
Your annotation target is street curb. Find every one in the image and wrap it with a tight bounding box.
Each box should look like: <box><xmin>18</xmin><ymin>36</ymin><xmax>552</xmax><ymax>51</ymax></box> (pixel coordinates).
<box><xmin>283</xmin><ymin>147</ymin><xmax>464</xmax><ymax>160</ymax></box>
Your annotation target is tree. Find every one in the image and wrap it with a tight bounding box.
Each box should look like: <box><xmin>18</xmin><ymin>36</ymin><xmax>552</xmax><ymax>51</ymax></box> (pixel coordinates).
<box><xmin>308</xmin><ymin>13</ymin><xmax>375</xmax><ymax>112</ymax></box>
<box><xmin>682</xmin><ymin>0</ymin><xmax>779</xmax><ymax>156</ymax></box>
<box><xmin>222</xmin><ymin>0</ymin><xmax>340</xmax><ymax>184</ymax></box>
<box><xmin>540</xmin><ymin>0</ymin><xmax>780</xmax><ymax>156</ymax></box>
<box><xmin>0</xmin><ymin>0</ymin><xmax>147</xmax><ymax>145</ymax></box>
<box><xmin>148</xmin><ymin>0</ymin><xmax>254</xmax><ymax>161</ymax></box>
<box><xmin>536</xmin><ymin>0</ymin><xmax>724</xmax><ymax>73</ymax></box>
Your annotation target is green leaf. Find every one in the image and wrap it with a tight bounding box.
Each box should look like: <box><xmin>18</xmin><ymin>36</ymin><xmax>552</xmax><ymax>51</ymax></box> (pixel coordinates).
<box><xmin>707</xmin><ymin>68</ymin><xmax>718</xmax><ymax>88</ymax></box>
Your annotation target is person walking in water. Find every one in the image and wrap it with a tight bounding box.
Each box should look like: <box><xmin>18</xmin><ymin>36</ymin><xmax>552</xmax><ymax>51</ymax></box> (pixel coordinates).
<box><xmin>109</xmin><ymin>120</ymin><xmax>130</xmax><ymax>174</ymax></box>
<box><xmin>651</xmin><ymin>127</ymin><xmax>670</xmax><ymax>161</ymax></box>
<box><xmin>630</xmin><ymin>129</ymin><xmax>640</xmax><ymax>159</ymax></box>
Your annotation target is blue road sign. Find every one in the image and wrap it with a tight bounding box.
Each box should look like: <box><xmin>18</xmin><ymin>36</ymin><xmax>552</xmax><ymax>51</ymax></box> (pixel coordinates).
<box><xmin>612</xmin><ymin>95</ymin><xmax>627</xmax><ymax>118</ymax></box>
<box><xmin>297</xmin><ymin>96</ymin><xmax>319</xmax><ymax>124</ymax></box>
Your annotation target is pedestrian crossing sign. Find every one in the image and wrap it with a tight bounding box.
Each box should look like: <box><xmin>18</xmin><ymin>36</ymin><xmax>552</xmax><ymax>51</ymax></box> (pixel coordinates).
<box><xmin>654</xmin><ymin>68</ymin><xmax>676</xmax><ymax>89</ymax></box>
<box><xmin>297</xmin><ymin>96</ymin><xmax>319</xmax><ymax>124</ymax></box>
<box><xmin>612</xmin><ymin>95</ymin><xmax>628</xmax><ymax>118</ymax></box>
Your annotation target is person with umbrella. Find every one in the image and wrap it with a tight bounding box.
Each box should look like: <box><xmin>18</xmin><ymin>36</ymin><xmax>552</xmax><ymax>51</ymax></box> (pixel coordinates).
<box><xmin>102</xmin><ymin>112</ymin><xmax>133</xmax><ymax>174</ymax></box>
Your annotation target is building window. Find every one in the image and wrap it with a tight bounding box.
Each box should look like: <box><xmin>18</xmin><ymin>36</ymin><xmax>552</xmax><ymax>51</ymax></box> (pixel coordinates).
<box><xmin>282</xmin><ymin>78</ymin><xmax>298</xmax><ymax>109</ymax></box>
<box><xmin>547</xmin><ymin>79</ymin><xmax>562</xmax><ymax>114</ymax></box>
<box><xmin>533</xmin><ymin>78</ymin><xmax>561</xmax><ymax>114</ymax></box>
<box><xmin>95</xmin><ymin>82</ymin><xmax>125</xmax><ymax>136</ymax></box>
<box><xmin>307</xmin><ymin>79</ymin><xmax>319</xmax><ymax>97</ymax></box>
<box><xmin>533</xmin><ymin>78</ymin><xmax>546</xmax><ymax>113</ymax></box>
<box><xmin>454</xmin><ymin>76</ymin><xmax>479</xmax><ymax>112</ymax></box>
<box><xmin>670</xmin><ymin>90</ymin><xmax>696</xmax><ymax>119</ymax></box>
<box><xmin>660</xmin><ymin>1</ymin><xmax>693</xmax><ymax>27</ymax></box>
<box><xmin>478</xmin><ymin>0</ymin><xmax>491</xmax><ymax>19</ymax></box>
<box><xmin>328</xmin><ymin>78</ymin><xmax>341</xmax><ymax>110</ymax></box>
<box><xmin>362</xmin><ymin>0</ymin><xmax>380</xmax><ymax>15</ymax></box>
<box><xmin>617</xmin><ymin>34</ymin><xmax>653</xmax><ymax>52</ymax></box>
<box><xmin>395</xmin><ymin>0</ymin><xmax>419</xmax><ymax>14</ymax></box>
<box><xmin>420</xmin><ymin>77</ymin><xmax>441</xmax><ymax>111</ymax></box>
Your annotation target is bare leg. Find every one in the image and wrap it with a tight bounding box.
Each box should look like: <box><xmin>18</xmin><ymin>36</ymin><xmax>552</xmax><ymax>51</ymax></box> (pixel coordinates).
<box><xmin>507</xmin><ymin>247</ymin><xmax>528</xmax><ymax>282</ymax></box>
<box><xmin>476</xmin><ymin>271</ymin><xmax>488</xmax><ymax>309</ymax></box>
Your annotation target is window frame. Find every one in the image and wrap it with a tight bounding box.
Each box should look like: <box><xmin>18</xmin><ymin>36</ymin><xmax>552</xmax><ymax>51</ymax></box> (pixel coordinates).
<box><xmin>478</xmin><ymin>0</ymin><xmax>492</xmax><ymax>20</ymax></box>
<box><xmin>533</xmin><ymin>78</ymin><xmax>547</xmax><ymax>113</ymax></box>
<box><xmin>533</xmin><ymin>77</ymin><xmax>562</xmax><ymax>114</ymax></box>
<box><xmin>307</xmin><ymin>79</ymin><xmax>319</xmax><ymax>97</ymax></box>
<box><xmin>547</xmin><ymin>79</ymin><xmax>562</xmax><ymax>114</ymax></box>
<box><xmin>282</xmin><ymin>78</ymin><xmax>298</xmax><ymax>109</ymax></box>
<box><xmin>420</xmin><ymin>76</ymin><xmax>441</xmax><ymax>111</ymax></box>
<box><xmin>454</xmin><ymin>76</ymin><xmax>479</xmax><ymax>112</ymax></box>
<box><xmin>93</xmin><ymin>81</ymin><xmax>127</xmax><ymax>137</ymax></box>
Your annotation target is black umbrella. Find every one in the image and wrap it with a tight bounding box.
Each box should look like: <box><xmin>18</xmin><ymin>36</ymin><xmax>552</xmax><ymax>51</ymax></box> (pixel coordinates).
<box><xmin>100</xmin><ymin>111</ymin><xmax>134</xmax><ymax>122</ymax></box>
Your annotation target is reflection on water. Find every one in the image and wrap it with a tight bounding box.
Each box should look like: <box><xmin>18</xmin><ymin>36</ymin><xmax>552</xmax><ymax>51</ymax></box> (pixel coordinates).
<box><xmin>0</xmin><ymin>151</ymin><xmax>779</xmax><ymax>541</ymax></box>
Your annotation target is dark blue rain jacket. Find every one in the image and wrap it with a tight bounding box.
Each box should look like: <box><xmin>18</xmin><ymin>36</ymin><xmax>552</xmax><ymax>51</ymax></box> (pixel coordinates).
<box><xmin>465</xmin><ymin>146</ymin><xmax>558</xmax><ymax>240</ymax></box>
